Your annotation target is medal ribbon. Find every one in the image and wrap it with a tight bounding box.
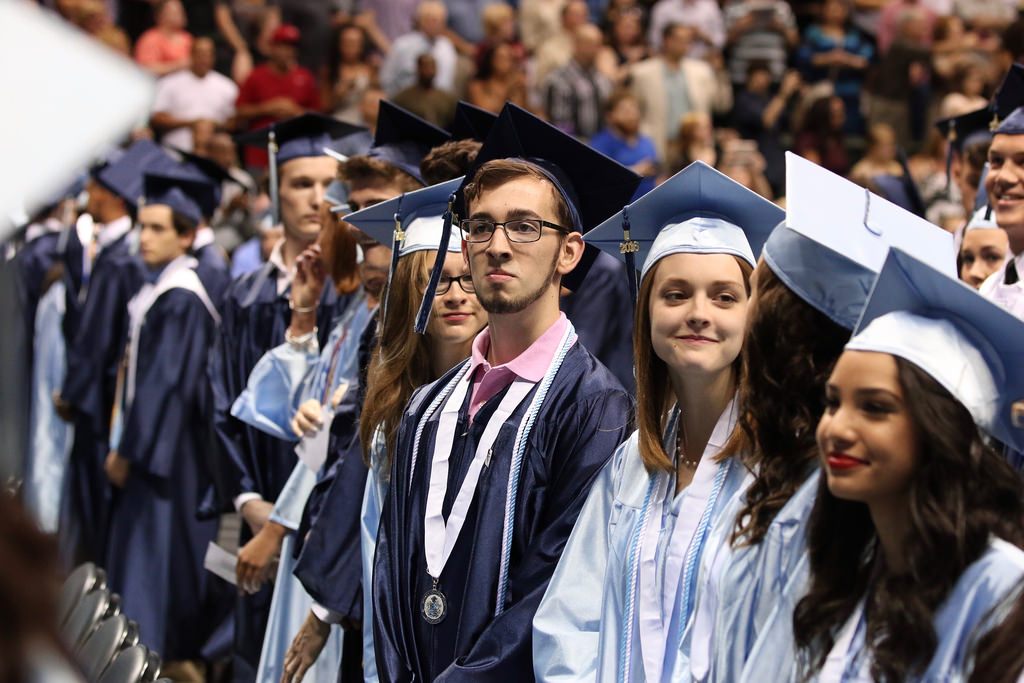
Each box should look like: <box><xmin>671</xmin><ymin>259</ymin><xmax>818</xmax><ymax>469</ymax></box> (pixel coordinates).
<box><xmin>423</xmin><ymin>371</ymin><xmax>537</xmax><ymax>582</ymax></box>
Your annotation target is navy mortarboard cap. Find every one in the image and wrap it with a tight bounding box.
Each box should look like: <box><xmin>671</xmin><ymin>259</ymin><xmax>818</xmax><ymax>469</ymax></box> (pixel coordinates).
<box><xmin>451</xmin><ymin>101</ymin><xmax>498</xmax><ymax>141</ymax></box>
<box><xmin>935</xmin><ymin>107</ymin><xmax>990</xmax><ymax>191</ymax></box>
<box><xmin>236</xmin><ymin>113</ymin><xmax>365</xmax><ymax>224</ymax></box>
<box><xmin>935</xmin><ymin>106</ymin><xmax>992</xmax><ymax>154</ymax></box>
<box><xmin>585</xmin><ymin>161</ymin><xmax>782</xmax><ymax>296</ymax></box>
<box><xmin>965</xmin><ymin>163</ymin><xmax>997</xmax><ymax>231</ymax></box>
<box><xmin>454</xmin><ymin>102</ymin><xmax>642</xmax><ymax>282</ymax></box>
<box><xmin>369</xmin><ymin>101</ymin><xmax>451</xmax><ymax>184</ymax></box>
<box><xmin>323</xmin><ymin>127</ymin><xmax>373</xmax><ymax>163</ymax></box>
<box><xmin>93</xmin><ymin>140</ymin><xmax>179</xmax><ymax>209</ymax></box>
<box><xmin>763</xmin><ymin>152</ymin><xmax>956</xmax><ymax>329</ymax></box>
<box><xmin>345</xmin><ymin>177</ymin><xmax>463</xmax><ymax>329</ymax></box>
<box><xmin>871</xmin><ymin>151</ymin><xmax>925</xmax><ymax>218</ymax></box>
<box><xmin>325</xmin><ymin>179</ymin><xmax>350</xmax><ymax>212</ymax></box>
<box><xmin>141</xmin><ymin>172</ymin><xmax>218</xmax><ymax>226</ymax></box>
<box><xmin>235</xmin><ymin>113</ymin><xmax>366</xmax><ymax>166</ymax></box>
<box><xmin>848</xmin><ymin>248</ymin><xmax>1024</xmax><ymax>451</ymax></box>
<box><xmin>991</xmin><ymin>63</ymin><xmax>1024</xmax><ymax>133</ymax></box>
<box><xmin>169</xmin><ymin>147</ymin><xmax>247</xmax><ymax>207</ymax></box>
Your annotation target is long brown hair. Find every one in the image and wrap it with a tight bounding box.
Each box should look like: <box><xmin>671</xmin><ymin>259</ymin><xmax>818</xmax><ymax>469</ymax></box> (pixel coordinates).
<box><xmin>319</xmin><ymin>211</ymin><xmax>360</xmax><ymax>295</ymax></box>
<box><xmin>634</xmin><ymin>255</ymin><xmax>752</xmax><ymax>473</ymax></box>
<box><xmin>726</xmin><ymin>261</ymin><xmax>850</xmax><ymax>546</ymax></box>
<box><xmin>793</xmin><ymin>359</ymin><xmax>1024</xmax><ymax>682</ymax></box>
<box><xmin>358</xmin><ymin>251</ymin><xmax>435</xmax><ymax>469</ymax></box>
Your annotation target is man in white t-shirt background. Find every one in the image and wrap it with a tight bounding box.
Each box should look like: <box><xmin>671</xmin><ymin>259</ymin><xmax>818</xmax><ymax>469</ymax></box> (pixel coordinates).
<box><xmin>150</xmin><ymin>36</ymin><xmax>239</xmax><ymax>152</ymax></box>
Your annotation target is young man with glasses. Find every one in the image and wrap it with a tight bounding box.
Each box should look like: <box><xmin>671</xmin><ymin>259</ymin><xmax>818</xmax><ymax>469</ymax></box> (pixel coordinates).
<box><xmin>371</xmin><ymin>104</ymin><xmax>640</xmax><ymax>681</ymax></box>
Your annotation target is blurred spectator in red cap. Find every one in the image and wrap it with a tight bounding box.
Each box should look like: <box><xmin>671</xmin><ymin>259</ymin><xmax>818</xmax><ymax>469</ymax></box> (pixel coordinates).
<box><xmin>235</xmin><ymin>23</ymin><xmax>322</xmax><ymax>168</ymax></box>
<box><xmin>134</xmin><ymin>0</ymin><xmax>193</xmax><ymax>77</ymax></box>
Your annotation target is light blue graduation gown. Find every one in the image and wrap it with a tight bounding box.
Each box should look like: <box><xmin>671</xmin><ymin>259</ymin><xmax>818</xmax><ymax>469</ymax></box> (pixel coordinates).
<box><xmin>683</xmin><ymin>468</ymin><xmax>820</xmax><ymax>682</ymax></box>
<box><xmin>533</xmin><ymin>399</ymin><xmax>747</xmax><ymax>682</ymax></box>
<box><xmin>232</xmin><ymin>289</ymin><xmax>370</xmax><ymax>441</ymax></box>
<box><xmin>800</xmin><ymin>537</ymin><xmax>1024</xmax><ymax>682</ymax></box>
<box><xmin>360</xmin><ymin>434</ymin><xmax>387</xmax><ymax>683</ymax></box>
<box><xmin>233</xmin><ymin>292</ymin><xmax>372</xmax><ymax>682</ymax></box>
<box><xmin>254</xmin><ymin>463</ymin><xmax>344</xmax><ymax>682</ymax></box>
<box><xmin>24</xmin><ymin>282</ymin><xmax>73</xmax><ymax>533</ymax></box>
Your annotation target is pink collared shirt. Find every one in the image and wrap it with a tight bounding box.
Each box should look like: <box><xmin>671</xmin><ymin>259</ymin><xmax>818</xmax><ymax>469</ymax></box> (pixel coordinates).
<box><xmin>466</xmin><ymin>313</ymin><xmax>576</xmax><ymax>423</ymax></box>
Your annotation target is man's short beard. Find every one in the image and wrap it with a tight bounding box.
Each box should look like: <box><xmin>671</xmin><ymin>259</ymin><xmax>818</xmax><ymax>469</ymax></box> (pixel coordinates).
<box><xmin>476</xmin><ymin>250</ymin><xmax>560</xmax><ymax>315</ymax></box>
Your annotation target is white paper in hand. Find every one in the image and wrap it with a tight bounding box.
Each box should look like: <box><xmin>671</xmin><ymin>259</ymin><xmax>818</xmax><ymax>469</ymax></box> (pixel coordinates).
<box><xmin>203</xmin><ymin>542</ymin><xmax>239</xmax><ymax>586</ymax></box>
<box><xmin>294</xmin><ymin>406</ymin><xmax>334</xmax><ymax>473</ymax></box>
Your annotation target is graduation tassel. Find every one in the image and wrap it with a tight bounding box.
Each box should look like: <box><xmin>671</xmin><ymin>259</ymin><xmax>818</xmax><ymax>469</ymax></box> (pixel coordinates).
<box><xmin>414</xmin><ymin>192</ymin><xmax>456</xmax><ymax>334</ymax></box>
<box><xmin>380</xmin><ymin>193</ymin><xmax>405</xmax><ymax>341</ymax></box>
<box><xmin>620</xmin><ymin>205</ymin><xmax>639</xmax><ymax>303</ymax></box>
<box><xmin>267</xmin><ymin>128</ymin><xmax>280</xmax><ymax>225</ymax></box>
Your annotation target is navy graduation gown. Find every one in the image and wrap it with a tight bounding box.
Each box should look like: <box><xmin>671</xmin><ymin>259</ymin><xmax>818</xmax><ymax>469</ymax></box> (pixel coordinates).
<box><xmin>372</xmin><ymin>342</ymin><xmax>632</xmax><ymax>681</ymax></box>
<box><xmin>61</xmin><ymin>226</ymin><xmax>86</xmax><ymax>344</ymax></box>
<box><xmin>104</xmin><ymin>288</ymin><xmax>219</xmax><ymax>660</ymax></box>
<box><xmin>560</xmin><ymin>251</ymin><xmax>636</xmax><ymax>394</ymax></box>
<box><xmin>59</xmin><ymin>235</ymin><xmax>146</xmax><ymax>563</ymax></box>
<box><xmin>194</xmin><ymin>242</ymin><xmax>231</xmax><ymax>307</ymax></box>
<box><xmin>16</xmin><ymin>231</ymin><xmax>61</xmax><ymax>354</ymax></box>
<box><xmin>204</xmin><ymin>262</ymin><xmax>343</xmax><ymax>516</ymax></box>
<box><xmin>203</xmin><ymin>261</ymin><xmax>345</xmax><ymax>681</ymax></box>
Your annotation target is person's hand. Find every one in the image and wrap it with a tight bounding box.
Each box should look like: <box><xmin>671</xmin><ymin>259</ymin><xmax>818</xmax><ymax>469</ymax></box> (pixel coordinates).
<box><xmin>292</xmin><ymin>243</ymin><xmax>326</xmax><ymax>310</ymax></box>
<box><xmin>779</xmin><ymin>69</ymin><xmax>802</xmax><ymax>97</ymax></box>
<box><xmin>631</xmin><ymin>160</ymin><xmax>658</xmax><ymax>177</ymax></box>
<box><xmin>104</xmin><ymin>451</ymin><xmax>131</xmax><ymax>488</ymax></box>
<box><xmin>240</xmin><ymin>498</ymin><xmax>274</xmax><ymax>535</ymax></box>
<box><xmin>281</xmin><ymin>611</ymin><xmax>331</xmax><ymax>682</ymax></box>
<box><xmin>52</xmin><ymin>391</ymin><xmax>74</xmax><ymax>423</ymax></box>
<box><xmin>290</xmin><ymin>399</ymin><xmax>323</xmax><ymax>437</ymax></box>
<box><xmin>236</xmin><ymin>519</ymin><xmax>286</xmax><ymax>594</ymax></box>
<box><xmin>268</xmin><ymin>97</ymin><xmax>303</xmax><ymax>120</ymax></box>
<box><xmin>353</xmin><ymin>9</ymin><xmax>377</xmax><ymax>31</ymax></box>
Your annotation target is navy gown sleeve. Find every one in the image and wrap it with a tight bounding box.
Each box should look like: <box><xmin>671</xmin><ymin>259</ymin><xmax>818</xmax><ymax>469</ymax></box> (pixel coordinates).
<box><xmin>291</xmin><ymin>418</ymin><xmax>369</xmax><ymax>620</ymax></box>
<box><xmin>118</xmin><ymin>290</ymin><xmax>215</xmax><ymax>479</ymax></box>
<box><xmin>435</xmin><ymin>387</ymin><xmax>632</xmax><ymax>681</ymax></box>
<box><xmin>16</xmin><ymin>233</ymin><xmax>60</xmax><ymax>348</ymax></box>
<box><xmin>204</xmin><ymin>279</ymin><xmax>256</xmax><ymax>512</ymax></box>
<box><xmin>61</xmin><ymin>228</ymin><xmax>85</xmax><ymax>342</ymax></box>
<box><xmin>194</xmin><ymin>244</ymin><xmax>231</xmax><ymax>307</ymax></box>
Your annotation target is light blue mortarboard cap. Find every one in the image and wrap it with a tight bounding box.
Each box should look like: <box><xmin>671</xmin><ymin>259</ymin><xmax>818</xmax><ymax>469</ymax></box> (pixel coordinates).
<box><xmin>585</xmin><ymin>161</ymin><xmax>783</xmax><ymax>284</ymax></box>
<box><xmin>344</xmin><ymin>176</ymin><xmax>464</xmax><ymax>330</ymax></box>
<box><xmin>344</xmin><ymin>176</ymin><xmax>463</xmax><ymax>258</ymax></box>
<box><xmin>763</xmin><ymin>152</ymin><xmax>956</xmax><ymax>330</ymax></box>
<box><xmin>848</xmin><ymin>247</ymin><xmax>1024</xmax><ymax>451</ymax></box>
<box><xmin>325</xmin><ymin>179</ymin><xmax>350</xmax><ymax>213</ymax></box>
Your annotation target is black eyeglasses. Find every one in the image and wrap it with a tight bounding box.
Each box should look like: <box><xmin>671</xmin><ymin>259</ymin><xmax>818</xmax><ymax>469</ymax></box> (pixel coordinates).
<box><xmin>435</xmin><ymin>274</ymin><xmax>475</xmax><ymax>295</ymax></box>
<box><xmin>460</xmin><ymin>218</ymin><xmax>570</xmax><ymax>244</ymax></box>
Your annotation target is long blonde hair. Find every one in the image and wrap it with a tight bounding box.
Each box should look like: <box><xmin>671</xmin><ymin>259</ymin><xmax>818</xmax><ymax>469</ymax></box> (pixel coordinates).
<box><xmin>359</xmin><ymin>250</ymin><xmax>436</xmax><ymax>469</ymax></box>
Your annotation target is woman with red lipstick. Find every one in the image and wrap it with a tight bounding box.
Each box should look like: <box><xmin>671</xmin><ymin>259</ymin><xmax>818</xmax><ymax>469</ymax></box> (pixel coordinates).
<box><xmin>792</xmin><ymin>249</ymin><xmax>1024</xmax><ymax>682</ymax></box>
<box><xmin>684</xmin><ymin>153</ymin><xmax>958</xmax><ymax>682</ymax></box>
<box><xmin>534</xmin><ymin>161</ymin><xmax>783</xmax><ymax>681</ymax></box>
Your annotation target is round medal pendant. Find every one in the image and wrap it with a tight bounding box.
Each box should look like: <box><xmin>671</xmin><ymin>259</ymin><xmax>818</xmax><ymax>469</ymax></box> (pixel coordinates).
<box><xmin>421</xmin><ymin>588</ymin><xmax>448</xmax><ymax>624</ymax></box>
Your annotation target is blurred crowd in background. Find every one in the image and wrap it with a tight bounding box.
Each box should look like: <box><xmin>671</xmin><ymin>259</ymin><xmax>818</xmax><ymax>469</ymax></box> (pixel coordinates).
<box><xmin>38</xmin><ymin>0</ymin><xmax>1024</xmax><ymax>263</ymax></box>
